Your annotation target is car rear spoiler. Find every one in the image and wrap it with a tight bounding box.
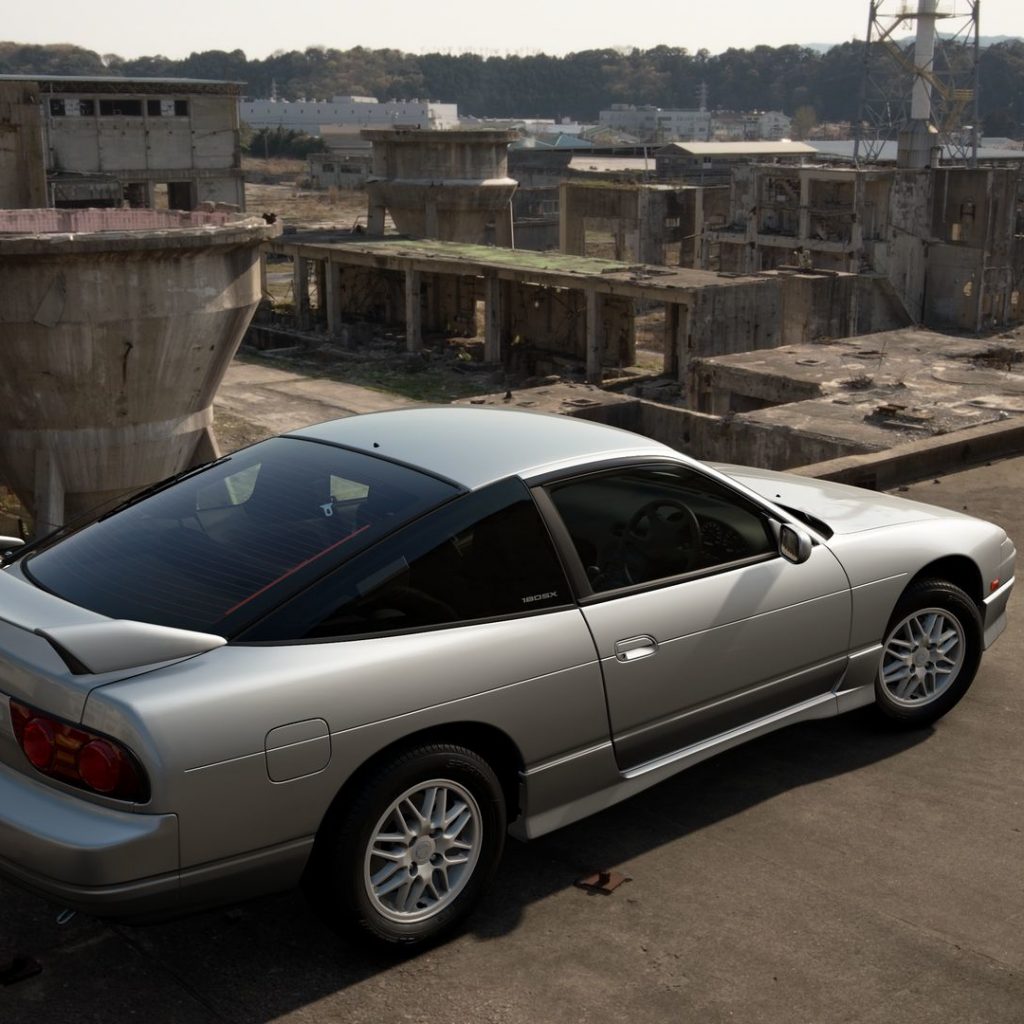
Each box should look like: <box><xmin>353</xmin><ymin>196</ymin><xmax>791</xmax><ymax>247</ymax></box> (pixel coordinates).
<box><xmin>36</xmin><ymin>621</ymin><xmax>226</xmax><ymax>675</ymax></box>
<box><xmin>0</xmin><ymin>568</ymin><xmax>225</xmax><ymax>675</ymax></box>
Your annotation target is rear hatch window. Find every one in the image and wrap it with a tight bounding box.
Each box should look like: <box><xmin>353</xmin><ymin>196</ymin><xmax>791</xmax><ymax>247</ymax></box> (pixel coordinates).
<box><xmin>23</xmin><ymin>437</ymin><xmax>458</xmax><ymax>636</ymax></box>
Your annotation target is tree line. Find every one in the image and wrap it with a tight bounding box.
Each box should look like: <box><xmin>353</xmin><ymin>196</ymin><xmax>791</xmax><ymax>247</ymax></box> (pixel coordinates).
<box><xmin>1</xmin><ymin>39</ymin><xmax>1022</xmax><ymax>135</ymax></box>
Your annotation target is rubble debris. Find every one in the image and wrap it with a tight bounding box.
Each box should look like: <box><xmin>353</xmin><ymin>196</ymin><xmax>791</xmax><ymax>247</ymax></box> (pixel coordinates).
<box><xmin>574</xmin><ymin>870</ymin><xmax>632</xmax><ymax>895</ymax></box>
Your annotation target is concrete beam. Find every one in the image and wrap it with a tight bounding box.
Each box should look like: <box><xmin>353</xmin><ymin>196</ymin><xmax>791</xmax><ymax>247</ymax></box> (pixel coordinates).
<box><xmin>405</xmin><ymin>268</ymin><xmax>422</xmax><ymax>352</ymax></box>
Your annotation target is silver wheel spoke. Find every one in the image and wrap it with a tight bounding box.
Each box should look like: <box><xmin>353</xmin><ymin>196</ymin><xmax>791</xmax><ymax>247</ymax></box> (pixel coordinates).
<box><xmin>364</xmin><ymin>777</ymin><xmax>483</xmax><ymax>924</ymax></box>
<box><xmin>880</xmin><ymin>606</ymin><xmax>966</xmax><ymax>708</ymax></box>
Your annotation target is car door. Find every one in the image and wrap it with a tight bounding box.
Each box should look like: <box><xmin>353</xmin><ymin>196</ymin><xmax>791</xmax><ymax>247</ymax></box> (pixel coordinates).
<box><xmin>537</xmin><ymin>461</ymin><xmax>852</xmax><ymax>770</ymax></box>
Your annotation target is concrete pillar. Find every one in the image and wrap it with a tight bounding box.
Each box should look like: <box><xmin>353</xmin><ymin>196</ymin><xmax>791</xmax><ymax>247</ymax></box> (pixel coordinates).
<box><xmin>664</xmin><ymin>301</ymin><xmax>692</xmax><ymax>382</ymax></box>
<box><xmin>798</xmin><ymin>172</ymin><xmax>811</xmax><ymax>244</ymax></box>
<box><xmin>367</xmin><ymin>202</ymin><xmax>386</xmax><ymax>235</ymax></box>
<box><xmin>293</xmin><ymin>256</ymin><xmax>309</xmax><ymax>329</ymax></box>
<box><xmin>614</xmin><ymin>223</ymin><xmax>627</xmax><ymax>262</ymax></box>
<box><xmin>405</xmin><ymin>268</ymin><xmax>422</xmax><ymax>352</ymax></box>
<box><xmin>559</xmin><ymin>182</ymin><xmax>586</xmax><ymax>255</ymax></box>
<box><xmin>850</xmin><ymin>173</ymin><xmax>865</xmax><ymax>273</ymax></box>
<box><xmin>424</xmin><ymin>201</ymin><xmax>439</xmax><ymax>239</ymax></box>
<box><xmin>314</xmin><ymin>260</ymin><xmax>327</xmax><ymax>323</ymax></box>
<box><xmin>663</xmin><ymin>303</ymin><xmax>680</xmax><ymax>376</ymax></box>
<box><xmin>325</xmin><ymin>261</ymin><xmax>343</xmax><ymax>338</ymax></box>
<box><xmin>33</xmin><ymin>448</ymin><xmax>65</xmax><ymax>537</ymax></box>
<box><xmin>690</xmin><ymin>189</ymin><xmax>705</xmax><ymax>268</ymax></box>
<box><xmin>494</xmin><ymin>206</ymin><xmax>515</xmax><ymax>249</ymax></box>
<box><xmin>484</xmin><ymin>276</ymin><xmax>503</xmax><ymax>362</ymax></box>
<box><xmin>259</xmin><ymin>250</ymin><xmax>269</xmax><ymax>301</ymax></box>
<box><xmin>638</xmin><ymin>190</ymin><xmax>667</xmax><ymax>266</ymax></box>
<box><xmin>585</xmin><ymin>288</ymin><xmax>603</xmax><ymax>384</ymax></box>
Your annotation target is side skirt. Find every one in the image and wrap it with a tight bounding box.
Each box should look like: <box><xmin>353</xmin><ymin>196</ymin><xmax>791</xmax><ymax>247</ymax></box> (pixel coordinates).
<box><xmin>511</xmin><ymin>642</ymin><xmax>883</xmax><ymax>841</ymax></box>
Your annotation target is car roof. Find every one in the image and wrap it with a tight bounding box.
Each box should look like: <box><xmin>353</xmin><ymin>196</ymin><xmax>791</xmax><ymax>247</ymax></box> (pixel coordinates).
<box><xmin>289</xmin><ymin>406</ymin><xmax>678</xmax><ymax>490</ymax></box>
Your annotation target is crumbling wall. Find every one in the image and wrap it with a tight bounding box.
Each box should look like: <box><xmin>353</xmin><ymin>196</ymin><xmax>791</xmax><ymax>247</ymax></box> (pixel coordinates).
<box><xmin>776</xmin><ymin>272</ymin><xmax>910</xmax><ymax>344</ymax></box>
<box><xmin>569</xmin><ymin>398</ymin><xmax>876</xmax><ymax>468</ymax></box>
<box><xmin>680</xmin><ymin>281</ymin><xmax>781</xmax><ymax>381</ymax></box>
<box><xmin>635</xmin><ymin>402</ymin><xmax>877</xmax><ymax>469</ymax></box>
<box><xmin>505</xmin><ymin>282</ymin><xmax>634</xmax><ymax>367</ymax></box>
<box><xmin>886</xmin><ymin>171</ymin><xmax>931</xmax><ymax>322</ymax></box>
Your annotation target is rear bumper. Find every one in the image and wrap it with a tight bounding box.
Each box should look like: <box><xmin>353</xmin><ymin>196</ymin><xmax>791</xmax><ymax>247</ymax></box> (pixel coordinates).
<box><xmin>0</xmin><ymin>759</ymin><xmax>313</xmax><ymax>918</ymax></box>
<box><xmin>0</xmin><ymin>757</ymin><xmax>180</xmax><ymax>915</ymax></box>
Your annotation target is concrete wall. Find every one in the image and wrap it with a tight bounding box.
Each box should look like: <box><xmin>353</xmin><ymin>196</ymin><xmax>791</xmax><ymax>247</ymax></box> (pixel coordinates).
<box><xmin>674</xmin><ymin>280</ymin><xmax>781</xmax><ymax>380</ymax></box>
<box><xmin>42</xmin><ymin>88</ymin><xmax>243</xmax><ymax>210</ymax></box>
<box><xmin>560</xmin><ymin>182</ymin><xmax>725</xmax><ymax>267</ymax></box>
<box><xmin>923</xmin><ymin>167</ymin><xmax>1024</xmax><ymax>331</ymax></box>
<box><xmin>504</xmin><ymin>282</ymin><xmax>634</xmax><ymax>369</ymax></box>
<box><xmin>0</xmin><ymin>82</ymin><xmax>47</xmax><ymax>208</ymax></box>
<box><xmin>775</xmin><ymin>272</ymin><xmax>911</xmax><ymax>344</ymax></box>
<box><xmin>570</xmin><ymin>396</ymin><xmax>875</xmax><ymax>468</ymax></box>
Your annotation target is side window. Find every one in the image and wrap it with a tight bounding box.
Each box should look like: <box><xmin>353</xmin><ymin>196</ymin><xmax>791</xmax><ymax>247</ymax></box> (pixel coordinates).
<box><xmin>547</xmin><ymin>465</ymin><xmax>775</xmax><ymax>594</ymax></box>
<box><xmin>243</xmin><ymin>478</ymin><xmax>571</xmax><ymax>641</ymax></box>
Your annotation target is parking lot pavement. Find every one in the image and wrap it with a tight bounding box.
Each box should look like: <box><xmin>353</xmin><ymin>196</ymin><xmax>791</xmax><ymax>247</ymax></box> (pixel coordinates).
<box><xmin>3</xmin><ymin>455</ymin><xmax>1023</xmax><ymax>1024</ymax></box>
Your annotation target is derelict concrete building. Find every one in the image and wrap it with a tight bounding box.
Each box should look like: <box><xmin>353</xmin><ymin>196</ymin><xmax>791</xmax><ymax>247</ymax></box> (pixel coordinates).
<box><xmin>705</xmin><ymin>162</ymin><xmax>1024</xmax><ymax>333</ymax></box>
<box><xmin>363</xmin><ymin>128</ymin><xmax>517</xmax><ymax>246</ymax></box>
<box><xmin>0</xmin><ymin>74</ymin><xmax>245</xmax><ymax>211</ymax></box>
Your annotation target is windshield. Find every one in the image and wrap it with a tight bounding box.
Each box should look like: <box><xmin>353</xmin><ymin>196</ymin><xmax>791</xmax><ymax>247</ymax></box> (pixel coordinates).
<box><xmin>24</xmin><ymin>437</ymin><xmax>459</xmax><ymax>636</ymax></box>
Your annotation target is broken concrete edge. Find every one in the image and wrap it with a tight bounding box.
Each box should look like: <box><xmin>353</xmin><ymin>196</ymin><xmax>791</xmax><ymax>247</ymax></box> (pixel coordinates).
<box><xmin>793</xmin><ymin>416</ymin><xmax>1024</xmax><ymax>491</ymax></box>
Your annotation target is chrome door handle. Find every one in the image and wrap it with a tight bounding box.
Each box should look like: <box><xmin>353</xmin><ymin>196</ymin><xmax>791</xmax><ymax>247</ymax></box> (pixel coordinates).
<box><xmin>614</xmin><ymin>636</ymin><xmax>658</xmax><ymax>662</ymax></box>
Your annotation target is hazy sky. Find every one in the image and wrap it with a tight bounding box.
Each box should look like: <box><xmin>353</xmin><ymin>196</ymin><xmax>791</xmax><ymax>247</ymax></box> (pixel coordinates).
<box><xmin>3</xmin><ymin>0</ymin><xmax>1020</xmax><ymax>60</ymax></box>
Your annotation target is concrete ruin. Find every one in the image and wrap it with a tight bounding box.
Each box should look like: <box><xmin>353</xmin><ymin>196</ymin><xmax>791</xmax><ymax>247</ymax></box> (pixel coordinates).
<box><xmin>264</xmin><ymin>234</ymin><xmax>775</xmax><ymax>378</ymax></box>
<box><xmin>705</xmin><ymin>162</ymin><xmax>1024</xmax><ymax>333</ymax></box>
<box><xmin>0</xmin><ymin>74</ymin><xmax>245</xmax><ymax>211</ymax></box>
<box><xmin>456</xmin><ymin>323</ymin><xmax>1024</xmax><ymax>479</ymax></box>
<box><xmin>0</xmin><ymin>208</ymin><xmax>278</xmax><ymax>533</ymax></box>
<box><xmin>559</xmin><ymin>181</ymin><xmax>730</xmax><ymax>268</ymax></box>
<box><xmin>363</xmin><ymin>129</ymin><xmax>518</xmax><ymax>245</ymax></box>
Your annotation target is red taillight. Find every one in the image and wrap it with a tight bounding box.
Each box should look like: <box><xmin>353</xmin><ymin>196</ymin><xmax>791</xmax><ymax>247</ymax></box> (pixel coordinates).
<box><xmin>78</xmin><ymin>740</ymin><xmax>121</xmax><ymax>793</ymax></box>
<box><xmin>22</xmin><ymin>717</ymin><xmax>56</xmax><ymax>769</ymax></box>
<box><xmin>8</xmin><ymin>700</ymin><xmax>148</xmax><ymax>802</ymax></box>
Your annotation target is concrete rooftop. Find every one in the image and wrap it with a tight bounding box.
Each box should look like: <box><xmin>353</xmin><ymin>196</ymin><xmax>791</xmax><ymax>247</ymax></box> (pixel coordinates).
<box><xmin>269</xmin><ymin>232</ymin><xmax>768</xmax><ymax>300</ymax></box>
<box><xmin>699</xmin><ymin>327</ymin><xmax>1024</xmax><ymax>449</ymax></box>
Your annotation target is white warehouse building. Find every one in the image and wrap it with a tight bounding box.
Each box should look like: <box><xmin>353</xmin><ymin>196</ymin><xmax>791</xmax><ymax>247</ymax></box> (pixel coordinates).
<box><xmin>598</xmin><ymin>104</ymin><xmax>791</xmax><ymax>144</ymax></box>
<box><xmin>238</xmin><ymin>95</ymin><xmax>459</xmax><ymax>134</ymax></box>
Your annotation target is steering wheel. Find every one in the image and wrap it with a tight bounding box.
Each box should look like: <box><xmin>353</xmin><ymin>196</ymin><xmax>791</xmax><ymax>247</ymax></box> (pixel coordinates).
<box><xmin>620</xmin><ymin>499</ymin><xmax>702</xmax><ymax>584</ymax></box>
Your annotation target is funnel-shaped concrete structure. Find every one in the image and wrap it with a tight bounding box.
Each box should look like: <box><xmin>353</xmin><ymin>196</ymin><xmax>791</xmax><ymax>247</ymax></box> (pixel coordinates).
<box><xmin>363</xmin><ymin>129</ymin><xmax>517</xmax><ymax>245</ymax></box>
<box><xmin>0</xmin><ymin>208</ymin><xmax>279</xmax><ymax>533</ymax></box>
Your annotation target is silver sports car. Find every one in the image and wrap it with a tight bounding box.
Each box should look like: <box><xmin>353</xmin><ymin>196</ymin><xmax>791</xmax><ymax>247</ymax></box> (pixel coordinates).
<box><xmin>0</xmin><ymin>407</ymin><xmax>1014</xmax><ymax>945</ymax></box>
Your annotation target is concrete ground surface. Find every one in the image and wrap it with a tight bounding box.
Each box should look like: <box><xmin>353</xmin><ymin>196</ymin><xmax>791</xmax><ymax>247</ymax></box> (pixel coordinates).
<box><xmin>2</xmin><ymin>371</ymin><xmax>1024</xmax><ymax>1024</ymax></box>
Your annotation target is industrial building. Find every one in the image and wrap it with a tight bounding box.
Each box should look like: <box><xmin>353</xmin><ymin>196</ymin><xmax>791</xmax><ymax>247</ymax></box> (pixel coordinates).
<box><xmin>598</xmin><ymin>104</ymin><xmax>792</xmax><ymax>144</ymax></box>
<box><xmin>239</xmin><ymin>95</ymin><xmax>459</xmax><ymax>134</ymax></box>
<box><xmin>0</xmin><ymin>74</ymin><xmax>245</xmax><ymax>210</ymax></box>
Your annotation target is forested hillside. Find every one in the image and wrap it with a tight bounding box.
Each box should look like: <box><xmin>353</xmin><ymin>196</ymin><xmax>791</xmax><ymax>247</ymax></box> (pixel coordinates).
<box><xmin>1</xmin><ymin>39</ymin><xmax>1022</xmax><ymax>134</ymax></box>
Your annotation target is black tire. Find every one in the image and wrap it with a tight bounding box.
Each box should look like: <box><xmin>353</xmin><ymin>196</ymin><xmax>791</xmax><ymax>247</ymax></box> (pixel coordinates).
<box><xmin>309</xmin><ymin>743</ymin><xmax>506</xmax><ymax>946</ymax></box>
<box><xmin>874</xmin><ymin>578</ymin><xmax>983</xmax><ymax>727</ymax></box>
